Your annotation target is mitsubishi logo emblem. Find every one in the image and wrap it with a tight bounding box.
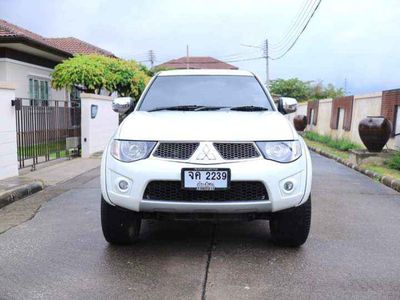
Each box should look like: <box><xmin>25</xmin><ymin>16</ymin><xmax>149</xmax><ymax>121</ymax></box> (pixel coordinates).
<box><xmin>196</xmin><ymin>144</ymin><xmax>217</xmax><ymax>160</ymax></box>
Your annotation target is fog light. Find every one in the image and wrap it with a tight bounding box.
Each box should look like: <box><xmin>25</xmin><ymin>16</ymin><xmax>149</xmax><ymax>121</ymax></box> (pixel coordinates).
<box><xmin>118</xmin><ymin>180</ymin><xmax>129</xmax><ymax>191</ymax></box>
<box><xmin>283</xmin><ymin>181</ymin><xmax>294</xmax><ymax>192</ymax></box>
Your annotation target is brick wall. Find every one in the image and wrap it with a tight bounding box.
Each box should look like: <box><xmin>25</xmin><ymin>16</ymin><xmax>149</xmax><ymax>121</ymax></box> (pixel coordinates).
<box><xmin>381</xmin><ymin>89</ymin><xmax>400</xmax><ymax>137</ymax></box>
<box><xmin>330</xmin><ymin>96</ymin><xmax>354</xmax><ymax>131</ymax></box>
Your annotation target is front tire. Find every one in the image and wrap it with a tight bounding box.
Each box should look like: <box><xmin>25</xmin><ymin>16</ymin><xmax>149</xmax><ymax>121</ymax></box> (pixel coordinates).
<box><xmin>269</xmin><ymin>196</ymin><xmax>311</xmax><ymax>247</ymax></box>
<box><xmin>101</xmin><ymin>196</ymin><xmax>141</xmax><ymax>245</ymax></box>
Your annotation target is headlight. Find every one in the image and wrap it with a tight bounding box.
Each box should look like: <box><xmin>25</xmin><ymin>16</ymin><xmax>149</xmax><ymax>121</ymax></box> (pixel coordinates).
<box><xmin>110</xmin><ymin>140</ymin><xmax>156</xmax><ymax>162</ymax></box>
<box><xmin>256</xmin><ymin>141</ymin><xmax>302</xmax><ymax>163</ymax></box>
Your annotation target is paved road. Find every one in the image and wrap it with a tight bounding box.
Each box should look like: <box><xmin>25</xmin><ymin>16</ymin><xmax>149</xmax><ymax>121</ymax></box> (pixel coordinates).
<box><xmin>0</xmin><ymin>153</ymin><xmax>399</xmax><ymax>300</ymax></box>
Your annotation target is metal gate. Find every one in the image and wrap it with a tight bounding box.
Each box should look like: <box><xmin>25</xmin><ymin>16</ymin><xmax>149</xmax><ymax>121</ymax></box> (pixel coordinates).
<box><xmin>13</xmin><ymin>98</ymin><xmax>81</xmax><ymax>170</ymax></box>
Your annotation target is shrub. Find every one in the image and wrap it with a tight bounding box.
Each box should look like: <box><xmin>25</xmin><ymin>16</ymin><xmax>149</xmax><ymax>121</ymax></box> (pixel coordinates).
<box><xmin>386</xmin><ymin>151</ymin><xmax>400</xmax><ymax>170</ymax></box>
<box><xmin>51</xmin><ymin>54</ymin><xmax>107</xmax><ymax>94</ymax></box>
<box><xmin>303</xmin><ymin>131</ymin><xmax>361</xmax><ymax>151</ymax></box>
<box><xmin>103</xmin><ymin>59</ymin><xmax>149</xmax><ymax>98</ymax></box>
<box><xmin>51</xmin><ymin>54</ymin><xmax>150</xmax><ymax>98</ymax></box>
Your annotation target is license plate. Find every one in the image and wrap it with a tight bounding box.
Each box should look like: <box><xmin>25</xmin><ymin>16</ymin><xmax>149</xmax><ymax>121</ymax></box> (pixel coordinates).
<box><xmin>181</xmin><ymin>168</ymin><xmax>230</xmax><ymax>191</ymax></box>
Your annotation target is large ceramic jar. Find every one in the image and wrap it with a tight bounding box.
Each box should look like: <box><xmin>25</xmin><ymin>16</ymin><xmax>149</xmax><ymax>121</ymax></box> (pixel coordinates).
<box><xmin>293</xmin><ymin>115</ymin><xmax>307</xmax><ymax>132</ymax></box>
<box><xmin>358</xmin><ymin>116</ymin><xmax>392</xmax><ymax>152</ymax></box>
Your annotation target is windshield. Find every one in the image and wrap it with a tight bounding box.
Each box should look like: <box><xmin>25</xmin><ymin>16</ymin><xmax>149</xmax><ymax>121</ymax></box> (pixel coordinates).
<box><xmin>138</xmin><ymin>75</ymin><xmax>273</xmax><ymax>111</ymax></box>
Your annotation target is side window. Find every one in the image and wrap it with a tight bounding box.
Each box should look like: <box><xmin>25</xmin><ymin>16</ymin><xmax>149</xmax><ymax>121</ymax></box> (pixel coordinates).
<box><xmin>29</xmin><ymin>77</ymin><xmax>50</xmax><ymax>101</ymax></box>
<box><xmin>29</xmin><ymin>78</ymin><xmax>33</xmax><ymax>98</ymax></box>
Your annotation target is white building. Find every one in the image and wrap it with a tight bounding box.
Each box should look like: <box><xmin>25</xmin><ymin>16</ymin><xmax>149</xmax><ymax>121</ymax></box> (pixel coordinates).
<box><xmin>0</xmin><ymin>19</ymin><xmax>115</xmax><ymax>101</ymax></box>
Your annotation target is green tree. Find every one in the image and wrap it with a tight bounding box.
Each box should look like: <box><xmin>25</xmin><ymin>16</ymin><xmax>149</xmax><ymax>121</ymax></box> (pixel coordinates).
<box><xmin>51</xmin><ymin>54</ymin><xmax>150</xmax><ymax>98</ymax></box>
<box><xmin>270</xmin><ymin>78</ymin><xmax>311</xmax><ymax>102</ymax></box>
<box><xmin>139</xmin><ymin>64</ymin><xmax>172</xmax><ymax>77</ymax></box>
<box><xmin>320</xmin><ymin>83</ymin><xmax>344</xmax><ymax>99</ymax></box>
<box><xmin>270</xmin><ymin>78</ymin><xmax>344</xmax><ymax>102</ymax></box>
<box><xmin>103</xmin><ymin>59</ymin><xmax>149</xmax><ymax>98</ymax></box>
<box><xmin>51</xmin><ymin>54</ymin><xmax>107</xmax><ymax>94</ymax></box>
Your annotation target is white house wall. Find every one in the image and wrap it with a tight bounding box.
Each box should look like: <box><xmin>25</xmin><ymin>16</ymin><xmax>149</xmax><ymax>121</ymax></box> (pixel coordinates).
<box><xmin>80</xmin><ymin>93</ymin><xmax>119</xmax><ymax>158</ymax></box>
<box><xmin>0</xmin><ymin>61</ymin><xmax>6</xmax><ymax>81</ymax></box>
<box><xmin>0</xmin><ymin>83</ymin><xmax>18</xmax><ymax>179</ymax></box>
<box><xmin>0</xmin><ymin>58</ymin><xmax>67</xmax><ymax>100</ymax></box>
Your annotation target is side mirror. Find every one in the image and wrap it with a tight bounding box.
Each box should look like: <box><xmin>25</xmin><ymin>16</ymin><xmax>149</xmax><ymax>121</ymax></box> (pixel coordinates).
<box><xmin>112</xmin><ymin>97</ymin><xmax>134</xmax><ymax>114</ymax></box>
<box><xmin>278</xmin><ymin>97</ymin><xmax>298</xmax><ymax>115</ymax></box>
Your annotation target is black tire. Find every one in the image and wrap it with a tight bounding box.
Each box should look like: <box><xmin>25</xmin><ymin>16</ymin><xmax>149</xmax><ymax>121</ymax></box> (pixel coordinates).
<box><xmin>269</xmin><ymin>196</ymin><xmax>311</xmax><ymax>247</ymax></box>
<box><xmin>101</xmin><ymin>196</ymin><xmax>141</xmax><ymax>245</ymax></box>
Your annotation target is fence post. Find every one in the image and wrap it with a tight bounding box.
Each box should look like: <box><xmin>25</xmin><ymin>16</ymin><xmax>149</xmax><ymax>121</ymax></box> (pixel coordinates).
<box><xmin>80</xmin><ymin>93</ymin><xmax>118</xmax><ymax>158</ymax></box>
<box><xmin>0</xmin><ymin>83</ymin><xmax>19</xmax><ymax>179</ymax></box>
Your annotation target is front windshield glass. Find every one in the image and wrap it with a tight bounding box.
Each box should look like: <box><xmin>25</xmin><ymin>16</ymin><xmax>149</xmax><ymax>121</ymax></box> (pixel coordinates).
<box><xmin>138</xmin><ymin>75</ymin><xmax>273</xmax><ymax>111</ymax></box>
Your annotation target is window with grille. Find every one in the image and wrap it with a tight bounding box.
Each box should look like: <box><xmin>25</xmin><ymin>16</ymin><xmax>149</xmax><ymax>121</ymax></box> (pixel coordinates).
<box><xmin>29</xmin><ymin>78</ymin><xmax>50</xmax><ymax>100</ymax></box>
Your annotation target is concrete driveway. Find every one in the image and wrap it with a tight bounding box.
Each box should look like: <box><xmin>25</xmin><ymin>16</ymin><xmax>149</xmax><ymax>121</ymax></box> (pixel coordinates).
<box><xmin>0</xmin><ymin>153</ymin><xmax>399</xmax><ymax>299</ymax></box>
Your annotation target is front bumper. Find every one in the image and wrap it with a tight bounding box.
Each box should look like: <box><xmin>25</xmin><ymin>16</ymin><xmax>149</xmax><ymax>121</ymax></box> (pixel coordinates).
<box><xmin>101</xmin><ymin>140</ymin><xmax>312</xmax><ymax>214</ymax></box>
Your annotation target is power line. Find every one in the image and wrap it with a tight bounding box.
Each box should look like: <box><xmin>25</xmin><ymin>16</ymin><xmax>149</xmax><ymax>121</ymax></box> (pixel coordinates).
<box><xmin>270</xmin><ymin>0</ymin><xmax>315</xmax><ymax>51</ymax></box>
<box><xmin>228</xmin><ymin>0</ymin><xmax>322</xmax><ymax>86</ymax></box>
<box><xmin>219</xmin><ymin>49</ymin><xmax>261</xmax><ymax>60</ymax></box>
<box><xmin>241</xmin><ymin>0</ymin><xmax>317</xmax><ymax>56</ymax></box>
<box><xmin>270</xmin><ymin>0</ymin><xmax>322</xmax><ymax>60</ymax></box>
<box><xmin>239</xmin><ymin>41</ymin><xmax>269</xmax><ymax>86</ymax></box>
<box><xmin>270</xmin><ymin>1</ymin><xmax>317</xmax><ymax>56</ymax></box>
<box><xmin>224</xmin><ymin>56</ymin><xmax>265</xmax><ymax>63</ymax></box>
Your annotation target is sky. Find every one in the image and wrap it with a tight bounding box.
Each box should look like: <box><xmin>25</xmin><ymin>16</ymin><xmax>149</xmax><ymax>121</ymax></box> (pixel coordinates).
<box><xmin>1</xmin><ymin>0</ymin><xmax>399</xmax><ymax>94</ymax></box>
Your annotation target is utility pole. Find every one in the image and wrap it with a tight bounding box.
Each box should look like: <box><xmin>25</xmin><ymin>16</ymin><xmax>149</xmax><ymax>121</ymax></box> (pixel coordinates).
<box><xmin>186</xmin><ymin>45</ymin><xmax>189</xmax><ymax>69</ymax></box>
<box><xmin>344</xmin><ymin>77</ymin><xmax>348</xmax><ymax>95</ymax></box>
<box><xmin>264</xmin><ymin>39</ymin><xmax>269</xmax><ymax>87</ymax></box>
<box><xmin>241</xmin><ymin>39</ymin><xmax>270</xmax><ymax>87</ymax></box>
<box><xmin>148</xmin><ymin>50</ymin><xmax>155</xmax><ymax>68</ymax></box>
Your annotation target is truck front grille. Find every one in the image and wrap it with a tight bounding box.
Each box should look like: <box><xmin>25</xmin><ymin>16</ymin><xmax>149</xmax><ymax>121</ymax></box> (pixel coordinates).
<box><xmin>153</xmin><ymin>142</ymin><xmax>199</xmax><ymax>160</ymax></box>
<box><xmin>213</xmin><ymin>143</ymin><xmax>260</xmax><ymax>160</ymax></box>
<box><xmin>143</xmin><ymin>181</ymin><xmax>268</xmax><ymax>202</ymax></box>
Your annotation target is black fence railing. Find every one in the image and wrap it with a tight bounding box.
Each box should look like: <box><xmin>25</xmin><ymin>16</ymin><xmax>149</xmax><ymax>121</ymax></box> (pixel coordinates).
<box><xmin>13</xmin><ymin>98</ymin><xmax>81</xmax><ymax>170</ymax></box>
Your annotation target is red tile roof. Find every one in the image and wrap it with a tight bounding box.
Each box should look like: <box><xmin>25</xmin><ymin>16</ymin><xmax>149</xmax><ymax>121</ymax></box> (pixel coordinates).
<box><xmin>0</xmin><ymin>19</ymin><xmax>115</xmax><ymax>57</ymax></box>
<box><xmin>46</xmin><ymin>37</ymin><xmax>114</xmax><ymax>56</ymax></box>
<box><xmin>157</xmin><ymin>56</ymin><xmax>238</xmax><ymax>70</ymax></box>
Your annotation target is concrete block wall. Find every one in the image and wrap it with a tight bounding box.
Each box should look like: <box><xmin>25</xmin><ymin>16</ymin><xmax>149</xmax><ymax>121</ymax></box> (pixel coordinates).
<box><xmin>350</xmin><ymin>93</ymin><xmax>382</xmax><ymax>145</ymax></box>
<box><xmin>80</xmin><ymin>93</ymin><xmax>119</xmax><ymax>158</ymax></box>
<box><xmin>312</xmin><ymin>99</ymin><xmax>332</xmax><ymax>136</ymax></box>
<box><xmin>293</xmin><ymin>91</ymin><xmax>399</xmax><ymax>150</ymax></box>
<box><xmin>0</xmin><ymin>83</ymin><xmax>18</xmax><ymax>179</ymax></box>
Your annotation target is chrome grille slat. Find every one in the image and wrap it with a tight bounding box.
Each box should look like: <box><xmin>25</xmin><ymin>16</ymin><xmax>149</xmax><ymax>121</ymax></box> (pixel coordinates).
<box><xmin>213</xmin><ymin>143</ymin><xmax>260</xmax><ymax>160</ymax></box>
<box><xmin>153</xmin><ymin>142</ymin><xmax>199</xmax><ymax>160</ymax></box>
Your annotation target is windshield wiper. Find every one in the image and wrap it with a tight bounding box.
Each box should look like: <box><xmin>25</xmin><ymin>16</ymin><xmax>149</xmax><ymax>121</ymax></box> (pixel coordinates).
<box><xmin>229</xmin><ymin>105</ymin><xmax>269</xmax><ymax>111</ymax></box>
<box><xmin>195</xmin><ymin>106</ymin><xmax>228</xmax><ymax>111</ymax></box>
<box><xmin>148</xmin><ymin>105</ymin><xmax>206</xmax><ymax>112</ymax></box>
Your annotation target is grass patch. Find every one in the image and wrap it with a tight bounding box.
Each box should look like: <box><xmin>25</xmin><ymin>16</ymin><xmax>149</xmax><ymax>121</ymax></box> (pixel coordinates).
<box><xmin>303</xmin><ymin>131</ymin><xmax>400</xmax><ymax>180</ymax></box>
<box><xmin>18</xmin><ymin>141</ymin><xmax>67</xmax><ymax>159</ymax></box>
<box><xmin>385</xmin><ymin>151</ymin><xmax>400</xmax><ymax>171</ymax></box>
<box><xmin>303</xmin><ymin>131</ymin><xmax>361</xmax><ymax>151</ymax></box>
<box><xmin>362</xmin><ymin>164</ymin><xmax>400</xmax><ymax>181</ymax></box>
<box><xmin>304</xmin><ymin>139</ymin><xmax>350</xmax><ymax>160</ymax></box>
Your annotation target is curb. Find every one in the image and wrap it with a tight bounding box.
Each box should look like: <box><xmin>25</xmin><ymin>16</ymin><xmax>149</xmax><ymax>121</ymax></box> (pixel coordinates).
<box><xmin>308</xmin><ymin>146</ymin><xmax>400</xmax><ymax>193</ymax></box>
<box><xmin>0</xmin><ymin>181</ymin><xmax>44</xmax><ymax>209</ymax></box>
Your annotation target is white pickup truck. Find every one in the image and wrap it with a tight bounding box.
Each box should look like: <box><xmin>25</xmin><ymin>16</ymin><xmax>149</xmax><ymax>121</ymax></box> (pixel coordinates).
<box><xmin>101</xmin><ymin>69</ymin><xmax>312</xmax><ymax>247</ymax></box>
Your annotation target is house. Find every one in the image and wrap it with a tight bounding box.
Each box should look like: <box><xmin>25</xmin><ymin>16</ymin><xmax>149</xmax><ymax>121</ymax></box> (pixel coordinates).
<box><xmin>156</xmin><ymin>56</ymin><xmax>238</xmax><ymax>70</ymax></box>
<box><xmin>0</xmin><ymin>19</ymin><xmax>114</xmax><ymax>101</ymax></box>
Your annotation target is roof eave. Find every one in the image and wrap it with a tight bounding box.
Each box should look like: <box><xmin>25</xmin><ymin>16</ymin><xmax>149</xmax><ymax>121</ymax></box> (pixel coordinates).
<box><xmin>0</xmin><ymin>36</ymin><xmax>73</xmax><ymax>58</ymax></box>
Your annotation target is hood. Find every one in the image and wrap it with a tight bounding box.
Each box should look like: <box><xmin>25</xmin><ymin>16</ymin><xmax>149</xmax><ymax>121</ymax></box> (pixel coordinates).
<box><xmin>117</xmin><ymin>111</ymin><xmax>297</xmax><ymax>141</ymax></box>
